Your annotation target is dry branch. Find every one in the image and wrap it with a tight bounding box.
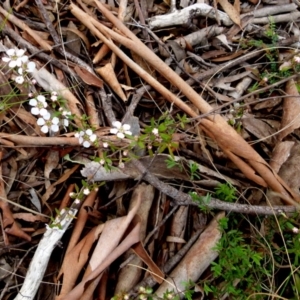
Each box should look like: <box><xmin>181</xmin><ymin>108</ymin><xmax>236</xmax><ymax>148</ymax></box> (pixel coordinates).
<box><xmin>147</xmin><ymin>3</ymin><xmax>233</xmax><ymax>29</ymax></box>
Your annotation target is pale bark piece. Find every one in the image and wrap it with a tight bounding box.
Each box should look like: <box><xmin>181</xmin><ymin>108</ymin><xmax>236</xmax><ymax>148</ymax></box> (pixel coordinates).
<box><xmin>270</xmin><ymin>141</ymin><xmax>295</xmax><ymax>173</ymax></box>
<box><xmin>278</xmin><ymin>79</ymin><xmax>300</xmax><ymax>141</ymax></box>
<box><xmin>155</xmin><ymin>212</ymin><xmax>225</xmax><ymax>298</ymax></box>
<box><xmin>147</xmin><ymin>3</ymin><xmax>232</xmax><ymax>29</ymax></box>
<box><xmin>176</xmin><ymin>25</ymin><xmax>224</xmax><ymax>48</ymax></box>
<box><xmin>250</xmin><ymin>3</ymin><xmax>297</xmax><ymax>18</ymax></box>
<box><xmin>253</xmin><ymin>11</ymin><xmax>300</xmax><ymax>24</ymax></box>
<box><xmin>228</xmin><ymin>77</ymin><xmax>252</xmax><ymax>99</ymax></box>
<box><xmin>115</xmin><ymin>184</ymin><xmax>155</xmax><ymax>293</ymax></box>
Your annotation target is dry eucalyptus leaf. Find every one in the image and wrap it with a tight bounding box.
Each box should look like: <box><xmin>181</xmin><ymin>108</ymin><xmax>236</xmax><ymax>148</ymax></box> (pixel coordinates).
<box><xmin>218</xmin><ymin>0</ymin><xmax>241</xmax><ymax>27</ymax></box>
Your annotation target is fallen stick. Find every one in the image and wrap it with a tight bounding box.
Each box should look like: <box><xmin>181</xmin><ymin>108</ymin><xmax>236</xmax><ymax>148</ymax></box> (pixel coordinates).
<box><xmin>14</xmin><ymin>190</ymin><xmax>81</xmax><ymax>300</ymax></box>
<box><xmin>147</xmin><ymin>3</ymin><xmax>232</xmax><ymax>29</ymax></box>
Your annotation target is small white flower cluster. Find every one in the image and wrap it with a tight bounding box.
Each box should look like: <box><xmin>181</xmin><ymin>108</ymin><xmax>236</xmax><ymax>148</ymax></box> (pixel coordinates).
<box><xmin>2</xmin><ymin>48</ymin><xmax>36</xmax><ymax>84</ymax></box>
<box><xmin>28</xmin><ymin>94</ymin><xmax>71</xmax><ymax>134</ymax></box>
<box><xmin>75</xmin><ymin>129</ymin><xmax>97</xmax><ymax>148</ymax></box>
<box><xmin>110</xmin><ymin>121</ymin><xmax>132</xmax><ymax>139</ymax></box>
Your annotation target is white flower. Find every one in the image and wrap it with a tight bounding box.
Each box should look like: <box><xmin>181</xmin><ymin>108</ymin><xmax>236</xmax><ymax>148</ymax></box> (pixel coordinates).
<box><xmin>51</xmin><ymin>95</ymin><xmax>58</xmax><ymax>101</ymax></box>
<box><xmin>292</xmin><ymin>227</ymin><xmax>299</xmax><ymax>234</ymax></box>
<box><xmin>152</xmin><ymin>128</ymin><xmax>159</xmax><ymax>135</ymax></box>
<box><xmin>83</xmin><ymin>188</ymin><xmax>90</xmax><ymax>195</ymax></box>
<box><xmin>29</xmin><ymin>95</ymin><xmax>48</xmax><ymax>116</ymax></box>
<box><xmin>31</xmin><ymin>79</ymin><xmax>37</xmax><ymax>85</ymax></box>
<box><xmin>100</xmin><ymin>159</ymin><xmax>105</xmax><ymax>165</ymax></box>
<box><xmin>294</xmin><ymin>56</ymin><xmax>300</xmax><ymax>63</ymax></box>
<box><xmin>69</xmin><ymin>192</ymin><xmax>75</xmax><ymax>197</ymax></box>
<box><xmin>103</xmin><ymin>142</ymin><xmax>108</xmax><ymax>148</ymax></box>
<box><xmin>15</xmin><ymin>76</ymin><xmax>24</xmax><ymax>84</ymax></box>
<box><xmin>75</xmin><ymin>129</ymin><xmax>97</xmax><ymax>148</ymax></box>
<box><xmin>119</xmin><ymin>162</ymin><xmax>125</xmax><ymax>169</ymax></box>
<box><xmin>37</xmin><ymin>115</ymin><xmax>60</xmax><ymax>133</ymax></box>
<box><xmin>110</xmin><ymin>121</ymin><xmax>132</xmax><ymax>139</ymax></box>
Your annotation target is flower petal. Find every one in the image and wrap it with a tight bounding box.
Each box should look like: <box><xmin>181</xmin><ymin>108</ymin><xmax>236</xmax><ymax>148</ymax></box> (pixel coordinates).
<box><xmin>2</xmin><ymin>57</ymin><xmax>10</xmax><ymax>62</ymax></box>
<box><xmin>29</xmin><ymin>99</ymin><xmax>37</xmax><ymax>106</ymax></box>
<box><xmin>83</xmin><ymin>141</ymin><xmax>91</xmax><ymax>148</ymax></box>
<box><xmin>89</xmin><ymin>134</ymin><xmax>97</xmax><ymax>142</ymax></box>
<box><xmin>122</xmin><ymin>124</ymin><xmax>131</xmax><ymax>131</ymax></box>
<box><xmin>52</xmin><ymin>117</ymin><xmax>60</xmax><ymax>125</ymax></box>
<box><xmin>37</xmin><ymin>118</ymin><xmax>45</xmax><ymax>125</ymax></box>
<box><xmin>117</xmin><ymin>132</ymin><xmax>125</xmax><ymax>139</ymax></box>
<box><xmin>43</xmin><ymin>112</ymin><xmax>51</xmax><ymax>120</ymax></box>
<box><xmin>51</xmin><ymin>124</ymin><xmax>59</xmax><ymax>132</ymax></box>
<box><xmin>8</xmin><ymin>60</ymin><xmax>17</xmax><ymax>68</ymax></box>
<box><xmin>110</xmin><ymin>128</ymin><xmax>118</xmax><ymax>134</ymax></box>
<box><xmin>26</xmin><ymin>61</ymin><xmax>36</xmax><ymax>72</ymax></box>
<box><xmin>6</xmin><ymin>49</ymin><xmax>15</xmax><ymax>56</ymax></box>
<box><xmin>112</xmin><ymin>121</ymin><xmax>122</xmax><ymax>128</ymax></box>
<box><xmin>39</xmin><ymin>108</ymin><xmax>48</xmax><ymax>116</ymax></box>
<box><xmin>37</xmin><ymin>95</ymin><xmax>46</xmax><ymax>102</ymax></box>
<box><xmin>86</xmin><ymin>129</ymin><xmax>93</xmax><ymax>136</ymax></box>
<box><xmin>31</xmin><ymin>107</ymin><xmax>40</xmax><ymax>115</ymax></box>
<box><xmin>62</xmin><ymin>119</ymin><xmax>69</xmax><ymax>127</ymax></box>
<box><xmin>41</xmin><ymin>125</ymin><xmax>49</xmax><ymax>133</ymax></box>
<box><xmin>16</xmin><ymin>49</ymin><xmax>26</xmax><ymax>57</ymax></box>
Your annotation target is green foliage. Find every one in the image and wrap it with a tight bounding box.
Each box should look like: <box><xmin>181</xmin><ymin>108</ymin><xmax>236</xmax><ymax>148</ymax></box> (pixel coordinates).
<box><xmin>201</xmin><ymin>217</ymin><xmax>265</xmax><ymax>299</ymax></box>
<box><xmin>190</xmin><ymin>191</ymin><xmax>212</xmax><ymax>212</ymax></box>
<box><xmin>188</xmin><ymin>161</ymin><xmax>200</xmax><ymax>180</ymax></box>
<box><xmin>215</xmin><ymin>183</ymin><xmax>237</xmax><ymax>202</ymax></box>
<box><xmin>165</xmin><ymin>156</ymin><xmax>182</xmax><ymax>170</ymax></box>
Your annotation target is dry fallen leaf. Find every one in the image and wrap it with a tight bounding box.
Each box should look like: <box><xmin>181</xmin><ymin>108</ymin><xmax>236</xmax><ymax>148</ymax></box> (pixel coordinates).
<box><xmin>217</xmin><ymin>0</ymin><xmax>241</xmax><ymax>27</ymax></box>
<box><xmin>74</xmin><ymin>65</ymin><xmax>103</xmax><ymax>88</ymax></box>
